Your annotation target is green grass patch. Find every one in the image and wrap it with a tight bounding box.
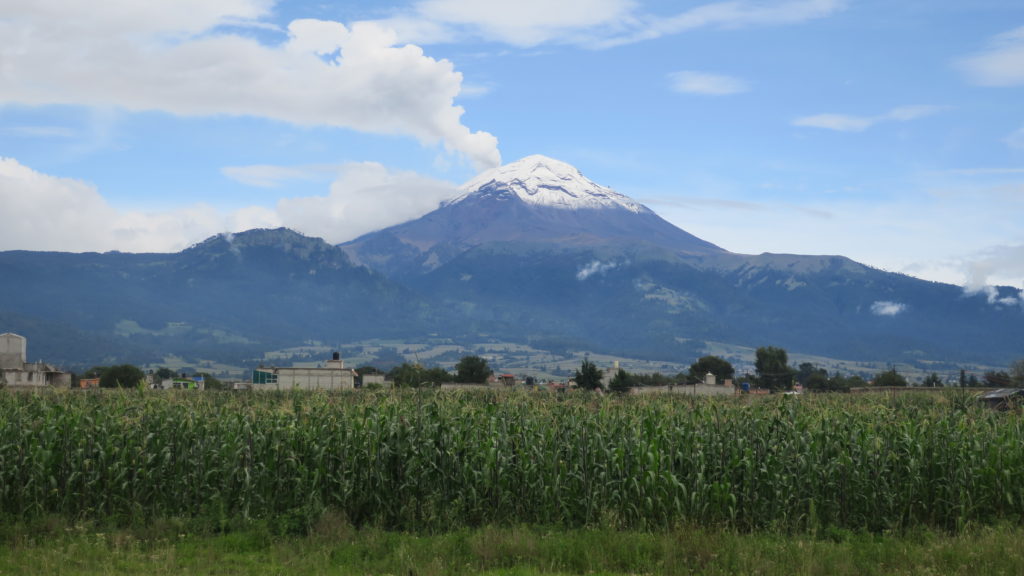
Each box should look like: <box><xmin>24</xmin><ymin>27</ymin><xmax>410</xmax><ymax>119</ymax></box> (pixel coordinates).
<box><xmin>3</xmin><ymin>520</ymin><xmax>1024</xmax><ymax>575</ymax></box>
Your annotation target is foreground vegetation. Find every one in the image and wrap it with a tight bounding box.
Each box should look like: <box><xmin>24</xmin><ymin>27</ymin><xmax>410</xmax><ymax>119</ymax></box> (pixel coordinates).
<box><xmin>2</xmin><ymin>388</ymin><xmax>1022</xmax><ymax>537</ymax></box>
<box><xmin>6</xmin><ymin>518</ymin><xmax>1024</xmax><ymax>569</ymax></box>
<box><xmin>3</xmin><ymin>518</ymin><xmax>1024</xmax><ymax>575</ymax></box>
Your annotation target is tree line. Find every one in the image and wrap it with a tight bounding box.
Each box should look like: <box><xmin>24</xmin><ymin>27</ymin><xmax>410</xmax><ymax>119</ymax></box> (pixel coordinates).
<box><xmin>64</xmin><ymin>351</ymin><xmax>1024</xmax><ymax>392</ymax></box>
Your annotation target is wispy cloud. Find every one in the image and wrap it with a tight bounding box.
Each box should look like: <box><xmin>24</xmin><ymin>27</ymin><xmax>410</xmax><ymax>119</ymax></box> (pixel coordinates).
<box><xmin>870</xmin><ymin>301</ymin><xmax>906</xmax><ymax>316</ymax></box>
<box><xmin>222</xmin><ymin>164</ymin><xmax>338</xmax><ymax>188</ymax></box>
<box><xmin>3</xmin><ymin>125</ymin><xmax>77</xmax><ymax>138</ymax></box>
<box><xmin>577</xmin><ymin>260</ymin><xmax>619</xmax><ymax>281</ymax></box>
<box><xmin>669</xmin><ymin>71</ymin><xmax>748</xmax><ymax>95</ymax></box>
<box><xmin>793</xmin><ymin>105</ymin><xmax>948</xmax><ymax>132</ymax></box>
<box><xmin>941</xmin><ymin>167</ymin><xmax>1024</xmax><ymax>176</ymax></box>
<box><xmin>386</xmin><ymin>0</ymin><xmax>846</xmax><ymax>48</ymax></box>
<box><xmin>956</xmin><ymin>26</ymin><xmax>1024</xmax><ymax>87</ymax></box>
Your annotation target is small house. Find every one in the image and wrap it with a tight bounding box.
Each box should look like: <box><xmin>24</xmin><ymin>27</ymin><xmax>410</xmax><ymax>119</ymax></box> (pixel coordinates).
<box><xmin>979</xmin><ymin>388</ymin><xmax>1024</xmax><ymax>411</ymax></box>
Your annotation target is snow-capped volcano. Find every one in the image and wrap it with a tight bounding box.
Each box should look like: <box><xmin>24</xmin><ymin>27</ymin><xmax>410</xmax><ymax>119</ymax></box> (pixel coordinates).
<box><xmin>340</xmin><ymin>154</ymin><xmax>724</xmax><ymax>278</ymax></box>
<box><xmin>448</xmin><ymin>155</ymin><xmax>647</xmax><ymax>214</ymax></box>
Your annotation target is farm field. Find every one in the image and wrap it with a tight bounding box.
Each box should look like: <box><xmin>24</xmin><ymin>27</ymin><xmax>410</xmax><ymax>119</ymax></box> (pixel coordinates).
<box><xmin>2</xmin><ymin>388</ymin><xmax>1023</xmax><ymax>573</ymax></box>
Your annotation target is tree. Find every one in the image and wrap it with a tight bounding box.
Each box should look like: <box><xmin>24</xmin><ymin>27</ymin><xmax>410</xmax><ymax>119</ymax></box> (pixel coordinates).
<box><xmin>99</xmin><ymin>364</ymin><xmax>146</xmax><ymax>388</ymax></box>
<box><xmin>633</xmin><ymin>372</ymin><xmax>671</xmax><ymax>387</ymax></box>
<box><xmin>802</xmin><ymin>369</ymin><xmax>832</xmax><ymax>392</ymax></box>
<box><xmin>574</xmin><ymin>359</ymin><xmax>603</xmax><ymax>391</ymax></box>
<box><xmin>688</xmin><ymin>356</ymin><xmax>735</xmax><ymax>384</ymax></box>
<box><xmin>355</xmin><ymin>365</ymin><xmax>382</xmax><ymax>377</ymax></box>
<box><xmin>608</xmin><ymin>369</ymin><xmax>635</xmax><ymax>394</ymax></box>
<box><xmin>922</xmin><ymin>373</ymin><xmax>943</xmax><ymax>388</ymax></box>
<box><xmin>1010</xmin><ymin>359</ymin><xmax>1024</xmax><ymax>386</ymax></box>
<box><xmin>983</xmin><ymin>371</ymin><xmax>1011</xmax><ymax>388</ymax></box>
<box><xmin>455</xmin><ymin>355</ymin><xmax>493</xmax><ymax>384</ymax></box>
<box><xmin>755</xmin><ymin>346</ymin><xmax>794</xmax><ymax>392</ymax></box>
<box><xmin>796</xmin><ymin>363</ymin><xmax>829</xmax><ymax>388</ymax></box>
<box><xmin>873</xmin><ymin>369</ymin><xmax>908</xmax><ymax>387</ymax></box>
<box><xmin>82</xmin><ymin>366</ymin><xmax>108</xmax><ymax>379</ymax></box>
<box><xmin>423</xmin><ymin>367</ymin><xmax>452</xmax><ymax>385</ymax></box>
<box><xmin>197</xmin><ymin>372</ymin><xmax>225</xmax><ymax>390</ymax></box>
<box><xmin>154</xmin><ymin>367</ymin><xmax>176</xmax><ymax>380</ymax></box>
<box><xmin>387</xmin><ymin>363</ymin><xmax>450</xmax><ymax>387</ymax></box>
<box><xmin>840</xmin><ymin>375</ymin><xmax>868</xmax><ymax>390</ymax></box>
<box><xmin>388</xmin><ymin>362</ymin><xmax>425</xmax><ymax>388</ymax></box>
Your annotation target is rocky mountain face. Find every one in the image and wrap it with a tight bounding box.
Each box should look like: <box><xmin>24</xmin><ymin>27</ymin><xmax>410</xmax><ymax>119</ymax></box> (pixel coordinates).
<box><xmin>1</xmin><ymin>156</ymin><xmax>1022</xmax><ymax>371</ymax></box>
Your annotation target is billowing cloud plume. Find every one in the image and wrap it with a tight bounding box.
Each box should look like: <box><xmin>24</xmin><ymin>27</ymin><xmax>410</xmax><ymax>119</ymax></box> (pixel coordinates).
<box><xmin>870</xmin><ymin>301</ymin><xmax>906</xmax><ymax>316</ymax></box>
<box><xmin>669</xmin><ymin>71</ymin><xmax>748</xmax><ymax>95</ymax></box>
<box><xmin>793</xmin><ymin>105</ymin><xmax>947</xmax><ymax>132</ymax></box>
<box><xmin>956</xmin><ymin>26</ymin><xmax>1024</xmax><ymax>87</ymax></box>
<box><xmin>0</xmin><ymin>1</ymin><xmax>500</xmax><ymax>170</ymax></box>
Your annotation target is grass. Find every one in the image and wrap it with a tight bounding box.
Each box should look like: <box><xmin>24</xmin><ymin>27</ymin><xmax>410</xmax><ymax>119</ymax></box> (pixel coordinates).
<box><xmin>2</xmin><ymin>519</ymin><xmax>1024</xmax><ymax>575</ymax></box>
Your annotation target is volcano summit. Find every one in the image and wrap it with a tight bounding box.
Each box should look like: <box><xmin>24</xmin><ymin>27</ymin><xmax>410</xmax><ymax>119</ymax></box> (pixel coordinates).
<box><xmin>340</xmin><ymin>155</ymin><xmax>724</xmax><ymax>278</ymax></box>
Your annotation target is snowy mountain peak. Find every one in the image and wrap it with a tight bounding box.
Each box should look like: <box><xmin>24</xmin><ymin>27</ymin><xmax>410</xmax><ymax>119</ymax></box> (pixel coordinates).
<box><xmin>450</xmin><ymin>155</ymin><xmax>648</xmax><ymax>214</ymax></box>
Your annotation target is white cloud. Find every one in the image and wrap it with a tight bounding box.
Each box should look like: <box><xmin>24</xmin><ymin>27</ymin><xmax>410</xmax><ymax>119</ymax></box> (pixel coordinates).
<box><xmin>0</xmin><ymin>157</ymin><xmax>242</xmax><ymax>253</ymax></box>
<box><xmin>669</xmin><ymin>71</ymin><xmax>748</xmax><ymax>95</ymax></box>
<box><xmin>387</xmin><ymin>0</ymin><xmax>845</xmax><ymax>48</ymax></box>
<box><xmin>0</xmin><ymin>157</ymin><xmax>459</xmax><ymax>252</ymax></box>
<box><xmin>956</xmin><ymin>26</ymin><xmax>1024</xmax><ymax>87</ymax></box>
<box><xmin>577</xmin><ymin>260</ymin><xmax>619</xmax><ymax>281</ymax></box>
<box><xmin>0</xmin><ymin>2</ymin><xmax>500</xmax><ymax>171</ymax></box>
<box><xmin>275</xmin><ymin>162</ymin><xmax>459</xmax><ymax>243</ymax></box>
<box><xmin>870</xmin><ymin>301</ymin><xmax>906</xmax><ymax>316</ymax></box>
<box><xmin>793</xmin><ymin>105</ymin><xmax>947</xmax><ymax>132</ymax></box>
<box><xmin>792</xmin><ymin>114</ymin><xmax>874</xmax><ymax>132</ymax></box>
<box><xmin>962</xmin><ymin>244</ymin><xmax>1024</xmax><ymax>292</ymax></box>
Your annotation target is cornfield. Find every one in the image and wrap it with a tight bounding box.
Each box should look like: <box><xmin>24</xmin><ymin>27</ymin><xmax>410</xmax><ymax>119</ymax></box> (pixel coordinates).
<box><xmin>1</xmin><ymin>388</ymin><xmax>1022</xmax><ymax>533</ymax></box>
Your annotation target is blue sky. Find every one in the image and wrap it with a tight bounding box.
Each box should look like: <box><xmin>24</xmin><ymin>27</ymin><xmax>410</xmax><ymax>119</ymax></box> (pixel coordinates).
<box><xmin>1</xmin><ymin>0</ymin><xmax>1023</xmax><ymax>293</ymax></box>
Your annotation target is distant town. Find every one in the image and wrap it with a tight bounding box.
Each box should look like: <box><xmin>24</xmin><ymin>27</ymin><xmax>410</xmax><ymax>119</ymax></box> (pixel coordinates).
<box><xmin>4</xmin><ymin>331</ymin><xmax>1022</xmax><ymax>399</ymax></box>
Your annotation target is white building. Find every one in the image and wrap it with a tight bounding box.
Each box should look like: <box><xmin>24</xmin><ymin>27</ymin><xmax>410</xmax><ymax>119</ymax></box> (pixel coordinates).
<box><xmin>0</xmin><ymin>333</ymin><xmax>72</xmax><ymax>388</ymax></box>
<box><xmin>252</xmin><ymin>352</ymin><xmax>356</xmax><ymax>390</ymax></box>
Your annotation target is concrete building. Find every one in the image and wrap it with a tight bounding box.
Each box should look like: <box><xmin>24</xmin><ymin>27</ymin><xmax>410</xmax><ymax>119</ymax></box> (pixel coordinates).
<box><xmin>252</xmin><ymin>352</ymin><xmax>356</xmax><ymax>390</ymax></box>
<box><xmin>0</xmin><ymin>333</ymin><xmax>72</xmax><ymax>388</ymax></box>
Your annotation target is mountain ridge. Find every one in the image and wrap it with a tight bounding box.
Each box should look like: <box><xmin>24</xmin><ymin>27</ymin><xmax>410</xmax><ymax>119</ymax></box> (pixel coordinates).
<box><xmin>1</xmin><ymin>156</ymin><xmax>1022</xmax><ymax>371</ymax></box>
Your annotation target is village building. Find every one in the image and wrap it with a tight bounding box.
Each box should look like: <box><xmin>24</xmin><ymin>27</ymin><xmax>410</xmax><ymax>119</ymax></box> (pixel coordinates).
<box><xmin>0</xmin><ymin>333</ymin><xmax>72</xmax><ymax>388</ymax></box>
<box><xmin>251</xmin><ymin>352</ymin><xmax>356</xmax><ymax>390</ymax></box>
